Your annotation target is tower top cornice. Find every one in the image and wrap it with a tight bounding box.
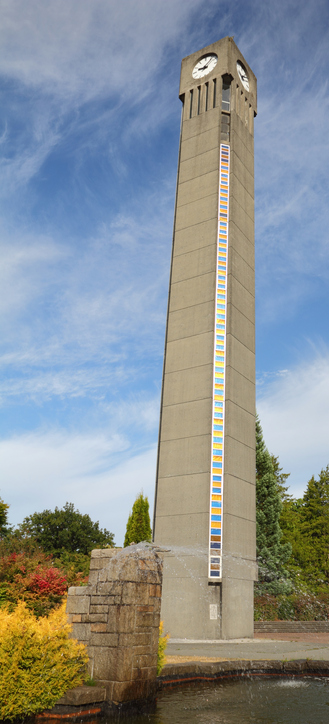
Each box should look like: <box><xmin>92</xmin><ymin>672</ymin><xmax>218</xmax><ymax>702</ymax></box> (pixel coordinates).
<box><xmin>179</xmin><ymin>36</ymin><xmax>257</xmax><ymax>114</ymax></box>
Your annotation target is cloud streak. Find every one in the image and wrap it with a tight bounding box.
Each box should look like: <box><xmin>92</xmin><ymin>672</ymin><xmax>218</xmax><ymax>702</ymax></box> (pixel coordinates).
<box><xmin>0</xmin><ymin>427</ymin><xmax>157</xmax><ymax>546</ymax></box>
<box><xmin>257</xmin><ymin>352</ymin><xmax>329</xmax><ymax>497</ymax></box>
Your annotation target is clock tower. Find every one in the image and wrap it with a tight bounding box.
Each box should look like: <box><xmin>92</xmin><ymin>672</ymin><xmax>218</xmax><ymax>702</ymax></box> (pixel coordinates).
<box><xmin>153</xmin><ymin>37</ymin><xmax>257</xmax><ymax>639</ymax></box>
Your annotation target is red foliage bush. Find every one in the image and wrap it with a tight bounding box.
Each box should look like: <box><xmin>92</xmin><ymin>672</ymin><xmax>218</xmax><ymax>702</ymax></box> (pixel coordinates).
<box><xmin>0</xmin><ymin>535</ymin><xmax>90</xmax><ymax>616</ymax></box>
<box><xmin>0</xmin><ymin>545</ymin><xmax>68</xmax><ymax>615</ymax></box>
<box><xmin>26</xmin><ymin>566</ymin><xmax>67</xmax><ymax>597</ymax></box>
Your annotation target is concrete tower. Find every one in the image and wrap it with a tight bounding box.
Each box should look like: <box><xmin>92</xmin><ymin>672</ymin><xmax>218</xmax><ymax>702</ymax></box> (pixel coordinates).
<box><xmin>153</xmin><ymin>37</ymin><xmax>257</xmax><ymax>639</ymax></box>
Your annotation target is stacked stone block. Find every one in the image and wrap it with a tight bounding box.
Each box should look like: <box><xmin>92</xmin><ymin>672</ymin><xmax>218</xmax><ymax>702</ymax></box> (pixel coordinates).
<box><xmin>66</xmin><ymin>545</ymin><xmax>163</xmax><ymax>704</ymax></box>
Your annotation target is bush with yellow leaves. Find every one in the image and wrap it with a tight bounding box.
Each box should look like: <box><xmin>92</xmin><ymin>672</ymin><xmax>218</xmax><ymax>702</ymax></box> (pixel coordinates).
<box><xmin>157</xmin><ymin>620</ymin><xmax>169</xmax><ymax>675</ymax></box>
<box><xmin>0</xmin><ymin>599</ymin><xmax>88</xmax><ymax>721</ymax></box>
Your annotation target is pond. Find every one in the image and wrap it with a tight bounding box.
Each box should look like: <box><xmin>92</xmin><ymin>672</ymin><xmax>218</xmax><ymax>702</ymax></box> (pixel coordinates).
<box><xmin>99</xmin><ymin>677</ymin><xmax>329</xmax><ymax>724</ymax></box>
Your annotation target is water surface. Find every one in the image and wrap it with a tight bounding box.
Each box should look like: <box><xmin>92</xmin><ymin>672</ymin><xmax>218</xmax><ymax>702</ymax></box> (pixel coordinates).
<box><xmin>104</xmin><ymin>677</ymin><xmax>329</xmax><ymax>724</ymax></box>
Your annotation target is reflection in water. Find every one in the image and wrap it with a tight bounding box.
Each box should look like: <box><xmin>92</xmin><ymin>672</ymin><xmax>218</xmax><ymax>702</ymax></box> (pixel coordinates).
<box><xmin>94</xmin><ymin>678</ymin><xmax>329</xmax><ymax>724</ymax></box>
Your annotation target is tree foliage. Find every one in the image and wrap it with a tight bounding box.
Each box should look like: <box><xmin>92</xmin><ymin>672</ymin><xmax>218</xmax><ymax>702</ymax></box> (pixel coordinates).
<box><xmin>271</xmin><ymin>454</ymin><xmax>291</xmax><ymax>502</ymax></box>
<box><xmin>0</xmin><ymin>496</ymin><xmax>11</xmax><ymax>538</ymax></box>
<box><xmin>280</xmin><ymin>465</ymin><xmax>329</xmax><ymax>590</ymax></box>
<box><xmin>20</xmin><ymin>502</ymin><xmax>114</xmax><ymax>556</ymax></box>
<box><xmin>124</xmin><ymin>493</ymin><xmax>152</xmax><ymax>547</ymax></box>
<box><xmin>255</xmin><ymin>417</ymin><xmax>292</xmax><ymax>594</ymax></box>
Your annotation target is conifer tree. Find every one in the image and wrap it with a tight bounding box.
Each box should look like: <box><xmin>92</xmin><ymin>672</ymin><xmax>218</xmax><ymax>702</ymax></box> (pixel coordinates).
<box><xmin>299</xmin><ymin>466</ymin><xmax>329</xmax><ymax>584</ymax></box>
<box><xmin>271</xmin><ymin>454</ymin><xmax>291</xmax><ymax>502</ymax></box>
<box><xmin>256</xmin><ymin>416</ymin><xmax>292</xmax><ymax>594</ymax></box>
<box><xmin>124</xmin><ymin>493</ymin><xmax>152</xmax><ymax>547</ymax></box>
<box><xmin>0</xmin><ymin>496</ymin><xmax>10</xmax><ymax>538</ymax></box>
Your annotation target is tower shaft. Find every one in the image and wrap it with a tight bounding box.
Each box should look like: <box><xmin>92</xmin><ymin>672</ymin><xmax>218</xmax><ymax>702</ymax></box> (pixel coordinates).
<box><xmin>153</xmin><ymin>37</ymin><xmax>257</xmax><ymax>639</ymax></box>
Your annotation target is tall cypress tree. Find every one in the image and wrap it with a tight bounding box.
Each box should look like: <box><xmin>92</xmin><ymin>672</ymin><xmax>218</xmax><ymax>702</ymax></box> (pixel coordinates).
<box><xmin>124</xmin><ymin>493</ymin><xmax>152</xmax><ymax>547</ymax></box>
<box><xmin>256</xmin><ymin>416</ymin><xmax>292</xmax><ymax>594</ymax></box>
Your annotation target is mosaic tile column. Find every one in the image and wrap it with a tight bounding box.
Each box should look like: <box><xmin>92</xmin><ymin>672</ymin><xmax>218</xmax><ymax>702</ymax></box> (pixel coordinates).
<box><xmin>209</xmin><ymin>143</ymin><xmax>230</xmax><ymax>579</ymax></box>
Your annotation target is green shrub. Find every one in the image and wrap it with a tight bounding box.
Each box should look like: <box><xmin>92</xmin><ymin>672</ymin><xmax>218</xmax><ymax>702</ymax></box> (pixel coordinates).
<box><xmin>157</xmin><ymin>620</ymin><xmax>169</xmax><ymax>675</ymax></box>
<box><xmin>254</xmin><ymin>590</ymin><xmax>329</xmax><ymax>621</ymax></box>
<box><xmin>0</xmin><ymin>600</ymin><xmax>88</xmax><ymax>720</ymax></box>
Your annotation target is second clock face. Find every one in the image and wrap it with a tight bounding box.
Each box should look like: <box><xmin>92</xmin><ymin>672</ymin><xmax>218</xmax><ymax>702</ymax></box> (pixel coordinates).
<box><xmin>192</xmin><ymin>53</ymin><xmax>218</xmax><ymax>79</ymax></box>
<box><xmin>237</xmin><ymin>61</ymin><xmax>249</xmax><ymax>91</ymax></box>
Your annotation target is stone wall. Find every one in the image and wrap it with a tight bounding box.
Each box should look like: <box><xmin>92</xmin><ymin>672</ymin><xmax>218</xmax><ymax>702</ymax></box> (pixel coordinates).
<box><xmin>254</xmin><ymin>620</ymin><xmax>329</xmax><ymax>633</ymax></box>
<box><xmin>66</xmin><ymin>544</ymin><xmax>163</xmax><ymax>705</ymax></box>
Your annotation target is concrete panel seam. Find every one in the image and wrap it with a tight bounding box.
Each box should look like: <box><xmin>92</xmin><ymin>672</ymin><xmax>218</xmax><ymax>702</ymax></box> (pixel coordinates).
<box><xmin>176</xmin><ymin>194</ymin><xmax>218</xmax><ymax>212</ymax></box>
<box><xmin>226</xmin><ymin>363</ymin><xmax>256</xmax><ymax>386</ymax></box>
<box><xmin>225</xmin><ymin>397</ymin><xmax>255</xmax><ymax>416</ymax></box>
<box><xmin>157</xmin><ymin>469</ymin><xmax>211</xmax><ymax>480</ymax></box>
<box><xmin>224</xmin><ymin>434</ymin><xmax>255</xmax><ymax>453</ymax></box>
<box><xmin>169</xmin><ymin>312</ymin><xmax>215</xmax><ymax>330</ymax></box>
<box><xmin>223</xmin><ymin>511</ymin><xmax>256</xmax><ymax>523</ymax></box>
<box><xmin>162</xmin><ymin>395</ymin><xmax>212</xmax><ymax>409</ymax></box>
<box><xmin>181</xmin><ymin>139</ymin><xmax>219</xmax><ymax>162</ymax></box>
<box><xmin>226</xmin><ymin>333</ymin><xmax>256</xmax><ymax>356</ymax></box>
<box><xmin>174</xmin><ymin>214</ymin><xmax>218</xmax><ymax>234</ymax></box>
<box><xmin>177</xmin><ymin>164</ymin><xmax>220</xmax><ymax>186</ymax></box>
<box><xmin>171</xmin><ymin>268</ymin><xmax>216</xmax><ymax>287</ymax></box>
<box><xmin>155</xmin><ymin>510</ymin><xmax>210</xmax><ymax>518</ymax></box>
<box><xmin>230</xmin><ymin>191</ymin><xmax>254</xmax><ymax>223</ymax></box>
<box><xmin>224</xmin><ymin>401</ymin><xmax>255</xmax><ymax>419</ymax></box>
<box><xmin>231</xmin><ymin>147</ymin><xmax>253</xmax><ymax>169</ymax></box>
<box><xmin>228</xmin><ymin>247</ymin><xmax>254</xmax><ymax>273</ymax></box>
<box><xmin>173</xmin><ymin>242</ymin><xmax>214</xmax><ymax>261</ymax></box>
<box><xmin>164</xmin><ymin>363</ymin><xmax>211</xmax><ymax>378</ymax></box>
<box><xmin>227</xmin><ymin>552</ymin><xmax>257</xmax><ymax>561</ymax></box>
<box><xmin>230</xmin><ymin>180</ymin><xmax>254</xmax><ymax>202</ymax></box>
<box><xmin>182</xmin><ymin>118</ymin><xmax>220</xmax><ymax>141</ymax></box>
<box><xmin>229</xmin><ymin>223</ymin><xmax>255</xmax><ymax>250</ymax></box>
<box><xmin>224</xmin><ymin>474</ymin><xmax>256</xmax><ymax>487</ymax></box>
<box><xmin>164</xmin><ymin>358</ymin><xmax>212</xmax><ymax>371</ymax></box>
<box><xmin>174</xmin><ymin>240</ymin><xmax>217</xmax><ymax>258</ymax></box>
<box><xmin>227</xmin><ymin>273</ymin><xmax>255</xmax><ymax>300</ymax></box>
<box><xmin>167</xmin><ymin>329</ymin><xmax>212</xmax><ymax>344</ymax></box>
<box><xmin>227</xmin><ymin>302</ymin><xmax>255</xmax><ymax>327</ymax></box>
<box><xmin>231</xmin><ymin>132</ymin><xmax>254</xmax><ymax>159</ymax></box>
<box><xmin>160</xmin><ymin>432</ymin><xmax>212</xmax><ymax>443</ymax></box>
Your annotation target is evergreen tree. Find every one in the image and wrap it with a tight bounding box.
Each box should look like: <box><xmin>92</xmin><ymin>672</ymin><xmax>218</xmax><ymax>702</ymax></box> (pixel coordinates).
<box><xmin>124</xmin><ymin>493</ymin><xmax>152</xmax><ymax>547</ymax></box>
<box><xmin>256</xmin><ymin>416</ymin><xmax>292</xmax><ymax>594</ymax></box>
<box><xmin>271</xmin><ymin>454</ymin><xmax>291</xmax><ymax>502</ymax></box>
<box><xmin>0</xmin><ymin>496</ymin><xmax>10</xmax><ymax>538</ymax></box>
<box><xmin>298</xmin><ymin>466</ymin><xmax>329</xmax><ymax>586</ymax></box>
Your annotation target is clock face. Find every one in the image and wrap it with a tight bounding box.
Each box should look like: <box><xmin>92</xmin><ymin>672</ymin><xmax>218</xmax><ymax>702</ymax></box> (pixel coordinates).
<box><xmin>192</xmin><ymin>53</ymin><xmax>218</xmax><ymax>79</ymax></box>
<box><xmin>237</xmin><ymin>61</ymin><xmax>249</xmax><ymax>91</ymax></box>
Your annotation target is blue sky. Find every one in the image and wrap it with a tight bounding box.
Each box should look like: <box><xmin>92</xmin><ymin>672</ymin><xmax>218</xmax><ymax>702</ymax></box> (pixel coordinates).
<box><xmin>0</xmin><ymin>0</ymin><xmax>329</xmax><ymax>545</ymax></box>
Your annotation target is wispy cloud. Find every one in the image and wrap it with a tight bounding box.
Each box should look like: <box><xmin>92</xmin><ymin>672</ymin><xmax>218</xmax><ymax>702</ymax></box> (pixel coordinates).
<box><xmin>231</xmin><ymin>1</ymin><xmax>329</xmax><ymax>325</ymax></box>
<box><xmin>0</xmin><ymin>190</ymin><xmax>172</xmax><ymax>376</ymax></box>
<box><xmin>0</xmin><ymin>427</ymin><xmax>157</xmax><ymax>546</ymax></box>
<box><xmin>257</xmin><ymin>351</ymin><xmax>329</xmax><ymax>497</ymax></box>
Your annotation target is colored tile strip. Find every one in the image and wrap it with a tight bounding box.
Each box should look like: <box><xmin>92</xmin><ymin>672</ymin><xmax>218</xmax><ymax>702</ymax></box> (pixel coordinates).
<box><xmin>208</xmin><ymin>143</ymin><xmax>230</xmax><ymax>580</ymax></box>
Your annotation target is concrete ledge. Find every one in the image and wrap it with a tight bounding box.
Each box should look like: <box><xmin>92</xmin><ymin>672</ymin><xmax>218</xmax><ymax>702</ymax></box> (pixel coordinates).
<box><xmin>255</xmin><ymin>621</ymin><xmax>329</xmax><ymax>633</ymax></box>
<box><xmin>56</xmin><ymin>685</ymin><xmax>106</xmax><ymax>706</ymax></box>
<box><xmin>158</xmin><ymin>659</ymin><xmax>329</xmax><ymax>686</ymax></box>
<box><xmin>42</xmin><ymin>693</ymin><xmax>156</xmax><ymax>720</ymax></box>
